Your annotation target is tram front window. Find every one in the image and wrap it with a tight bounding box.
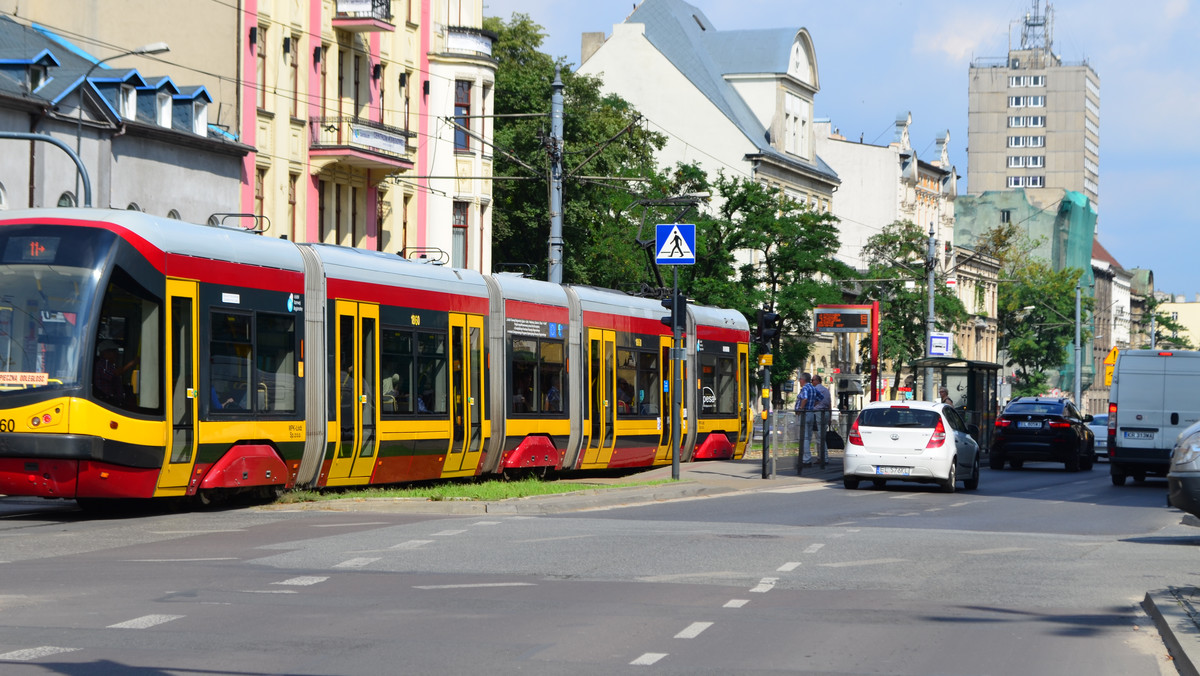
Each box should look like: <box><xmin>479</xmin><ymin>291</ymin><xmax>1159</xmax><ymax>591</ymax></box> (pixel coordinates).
<box><xmin>0</xmin><ymin>227</ymin><xmax>112</xmax><ymax>392</ymax></box>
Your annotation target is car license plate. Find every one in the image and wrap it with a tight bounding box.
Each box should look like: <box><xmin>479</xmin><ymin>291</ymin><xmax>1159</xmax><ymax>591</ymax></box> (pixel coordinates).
<box><xmin>1124</xmin><ymin>431</ymin><xmax>1153</xmax><ymax>440</ymax></box>
<box><xmin>1018</xmin><ymin>421</ymin><xmax>1042</xmax><ymax>429</ymax></box>
<box><xmin>876</xmin><ymin>466</ymin><xmax>911</xmax><ymax>476</ymax></box>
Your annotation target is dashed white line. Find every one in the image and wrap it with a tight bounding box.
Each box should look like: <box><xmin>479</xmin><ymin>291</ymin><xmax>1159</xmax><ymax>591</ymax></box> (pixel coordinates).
<box><xmin>125</xmin><ymin>557</ymin><xmax>237</xmax><ymax>562</ymax></box>
<box><xmin>749</xmin><ymin>577</ymin><xmax>778</xmax><ymax>593</ymax></box>
<box><xmin>334</xmin><ymin>557</ymin><xmax>381</xmax><ymax>568</ymax></box>
<box><xmin>724</xmin><ymin>599</ymin><xmax>749</xmax><ymax>608</ymax></box>
<box><xmin>803</xmin><ymin>543</ymin><xmax>825</xmax><ymax>554</ymax></box>
<box><xmin>310</xmin><ymin>522</ymin><xmax>389</xmax><ymax>527</ymax></box>
<box><xmin>777</xmin><ymin>562</ymin><xmax>801</xmax><ymax>572</ymax></box>
<box><xmin>238</xmin><ymin>589</ymin><xmax>297</xmax><ymax>594</ymax></box>
<box><xmin>890</xmin><ymin>494</ymin><xmax>920</xmax><ymax>500</ymax></box>
<box><xmin>432</xmin><ymin>529</ymin><xmax>467</xmax><ymax>536</ymax></box>
<box><xmin>413</xmin><ymin>583</ymin><xmax>536</xmax><ymax>590</ymax></box>
<box><xmin>631</xmin><ymin>652</ymin><xmax>668</xmax><ymax>666</ymax></box>
<box><xmin>821</xmin><ymin>558</ymin><xmax>907</xmax><ymax>568</ymax></box>
<box><xmin>107</xmin><ymin>614</ymin><xmax>184</xmax><ymax>629</ymax></box>
<box><xmin>473</xmin><ymin>521</ymin><xmax>501</xmax><ymax>526</ymax></box>
<box><xmin>389</xmin><ymin>540</ymin><xmax>434</xmax><ymax>550</ymax></box>
<box><xmin>675</xmin><ymin>621</ymin><xmax>713</xmax><ymax>639</ymax></box>
<box><xmin>273</xmin><ymin>576</ymin><xmax>329</xmax><ymax>586</ymax></box>
<box><xmin>0</xmin><ymin>646</ymin><xmax>78</xmax><ymax>661</ymax></box>
<box><xmin>962</xmin><ymin>547</ymin><xmax>1033</xmax><ymax>555</ymax></box>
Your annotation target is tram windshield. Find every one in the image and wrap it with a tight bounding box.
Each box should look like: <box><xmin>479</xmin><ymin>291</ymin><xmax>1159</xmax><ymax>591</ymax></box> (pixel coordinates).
<box><xmin>0</xmin><ymin>226</ymin><xmax>113</xmax><ymax>391</ymax></box>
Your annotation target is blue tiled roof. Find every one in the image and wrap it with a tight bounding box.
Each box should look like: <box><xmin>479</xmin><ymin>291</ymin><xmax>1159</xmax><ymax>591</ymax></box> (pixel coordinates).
<box><xmin>625</xmin><ymin>0</ymin><xmax>837</xmax><ymax>182</ymax></box>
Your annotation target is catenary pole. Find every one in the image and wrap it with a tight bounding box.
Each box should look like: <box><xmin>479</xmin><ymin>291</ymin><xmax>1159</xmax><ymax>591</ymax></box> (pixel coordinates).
<box><xmin>547</xmin><ymin>67</ymin><xmax>564</xmax><ymax>283</ymax></box>
<box><xmin>924</xmin><ymin>221</ymin><xmax>936</xmax><ymax>401</ymax></box>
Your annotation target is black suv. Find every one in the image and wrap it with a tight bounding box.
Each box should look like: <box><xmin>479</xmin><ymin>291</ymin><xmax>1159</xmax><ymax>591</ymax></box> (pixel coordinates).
<box><xmin>990</xmin><ymin>397</ymin><xmax>1095</xmax><ymax>471</ymax></box>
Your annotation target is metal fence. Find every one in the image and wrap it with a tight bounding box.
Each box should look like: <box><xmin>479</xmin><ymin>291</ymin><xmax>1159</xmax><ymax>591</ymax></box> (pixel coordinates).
<box><xmin>751</xmin><ymin>408</ymin><xmax>861</xmax><ymax>471</ymax></box>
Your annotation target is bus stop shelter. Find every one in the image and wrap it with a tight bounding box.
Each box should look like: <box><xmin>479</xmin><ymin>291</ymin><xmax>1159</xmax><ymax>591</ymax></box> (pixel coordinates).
<box><xmin>910</xmin><ymin>357</ymin><xmax>1001</xmax><ymax>451</ymax></box>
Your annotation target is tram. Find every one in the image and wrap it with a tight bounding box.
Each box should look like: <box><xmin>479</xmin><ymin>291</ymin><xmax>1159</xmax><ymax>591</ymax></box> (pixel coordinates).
<box><xmin>0</xmin><ymin>209</ymin><xmax>751</xmax><ymax>504</ymax></box>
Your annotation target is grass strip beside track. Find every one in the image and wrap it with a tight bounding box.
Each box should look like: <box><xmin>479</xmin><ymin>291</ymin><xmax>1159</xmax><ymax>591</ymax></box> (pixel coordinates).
<box><xmin>277</xmin><ymin>477</ymin><xmax>674</xmax><ymax>503</ymax></box>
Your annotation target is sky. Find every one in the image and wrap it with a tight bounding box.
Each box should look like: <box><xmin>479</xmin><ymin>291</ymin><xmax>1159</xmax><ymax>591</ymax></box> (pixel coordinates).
<box><xmin>481</xmin><ymin>0</ymin><xmax>1200</xmax><ymax>297</ymax></box>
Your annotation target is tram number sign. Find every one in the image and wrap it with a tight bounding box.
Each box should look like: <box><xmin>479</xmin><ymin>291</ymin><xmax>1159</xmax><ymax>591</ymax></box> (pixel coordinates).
<box><xmin>814</xmin><ymin>308</ymin><xmax>870</xmax><ymax>333</ymax></box>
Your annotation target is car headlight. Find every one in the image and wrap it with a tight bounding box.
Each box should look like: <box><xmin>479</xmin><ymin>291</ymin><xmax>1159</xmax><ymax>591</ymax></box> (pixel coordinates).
<box><xmin>1173</xmin><ymin>436</ymin><xmax>1200</xmax><ymax>467</ymax></box>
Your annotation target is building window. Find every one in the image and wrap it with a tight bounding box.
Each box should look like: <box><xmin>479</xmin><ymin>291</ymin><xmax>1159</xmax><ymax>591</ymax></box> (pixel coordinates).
<box><xmin>377</xmin><ymin>63</ymin><xmax>386</xmax><ymax>124</ymax></box>
<box><xmin>255</xmin><ymin>167</ymin><xmax>266</xmax><ymax>218</ymax></box>
<box><xmin>452</xmin><ymin>201</ymin><xmax>468</xmax><ymax>268</ymax></box>
<box><xmin>289</xmin><ymin>34</ymin><xmax>300</xmax><ymax>118</ymax></box>
<box><xmin>287</xmin><ymin>173</ymin><xmax>298</xmax><ymax>241</ymax></box>
<box><xmin>1027</xmin><ymin>176</ymin><xmax>1045</xmax><ymax>188</ymax></box>
<box><xmin>1028</xmin><ymin>135</ymin><xmax>1045</xmax><ymax>148</ymax></box>
<box><xmin>1008</xmin><ymin>136</ymin><xmax>1025</xmax><ymax>148</ymax></box>
<box><xmin>454</xmin><ymin>80</ymin><xmax>471</xmax><ymax>151</ymax></box>
<box><xmin>352</xmin><ymin>54</ymin><xmax>363</xmax><ymax>119</ymax></box>
<box><xmin>1008</xmin><ymin>96</ymin><xmax>1025</xmax><ymax>108</ymax></box>
<box><xmin>1028</xmin><ymin>95</ymin><xmax>1045</xmax><ymax>107</ymax></box>
<box><xmin>1027</xmin><ymin>155</ymin><xmax>1044</xmax><ymax>168</ymax></box>
<box><xmin>57</xmin><ymin>192</ymin><xmax>76</xmax><ymax>207</ymax></box>
<box><xmin>1000</xmin><ymin>210</ymin><xmax>1011</xmax><ymax>224</ymax></box>
<box><xmin>193</xmin><ymin>101</ymin><xmax>208</xmax><ymax>135</ymax></box>
<box><xmin>256</xmin><ymin>25</ymin><xmax>267</xmax><ymax>110</ymax></box>
<box><xmin>120</xmin><ymin>85</ymin><xmax>136</xmax><ymax>119</ymax></box>
<box><xmin>156</xmin><ymin>92</ymin><xmax>171</xmax><ymax>127</ymax></box>
<box><xmin>1008</xmin><ymin>116</ymin><xmax>1026</xmax><ymax>128</ymax></box>
<box><xmin>1007</xmin><ymin>156</ymin><xmax>1025</xmax><ymax>168</ymax></box>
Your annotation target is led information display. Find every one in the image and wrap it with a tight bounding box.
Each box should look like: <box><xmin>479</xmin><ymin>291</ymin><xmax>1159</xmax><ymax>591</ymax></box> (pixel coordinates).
<box><xmin>813</xmin><ymin>308</ymin><xmax>871</xmax><ymax>333</ymax></box>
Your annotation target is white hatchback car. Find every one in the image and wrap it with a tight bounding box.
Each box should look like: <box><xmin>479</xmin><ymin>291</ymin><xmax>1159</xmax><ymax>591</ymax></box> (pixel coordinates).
<box><xmin>843</xmin><ymin>401</ymin><xmax>981</xmax><ymax>492</ymax></box>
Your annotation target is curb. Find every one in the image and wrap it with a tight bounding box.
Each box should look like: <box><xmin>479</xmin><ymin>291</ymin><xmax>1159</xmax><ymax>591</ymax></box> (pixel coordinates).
<box><xmin>1143</xmin><ymin>587</ymin><xmax>1199</xmax><ymax>676</ymax></box>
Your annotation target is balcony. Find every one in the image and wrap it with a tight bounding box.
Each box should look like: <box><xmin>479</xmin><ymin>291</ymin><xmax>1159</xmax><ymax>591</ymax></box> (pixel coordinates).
<box><xmin>331</xmin><ymin>0</ymin><xmax>394</xmax><ymax>33</ymax></box>
<box><xmin>445</xmin><ymin>26</ymin><xmax>496</xmax><ymax>58</ymax></box>
<box><xmin>309</xmin><ymin>117</ymin><xmax>414</xmax><ymax>172</ymax></box>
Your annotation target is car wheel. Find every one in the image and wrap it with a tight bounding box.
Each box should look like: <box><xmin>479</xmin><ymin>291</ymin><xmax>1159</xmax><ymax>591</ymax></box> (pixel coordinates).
<box><xmin>1111</xmin><ymin>471</ymin><xmax>1127</xmax><ymax>486</ymax></box>
<box><xmin>939</xmin><ymin>458</ymin><xmax>957</xmax><ymax>493</ymax></box>
<box><xmin>963</xmin><ymin>456</ymin><xmax>980</xmax><ymax>491</ymax></box>
<box><xmin>1081</xmin><ymin>445</ymin><xmax>1094</xmax><ymax>471</ymax></box>
<box><xmin>989</xmin><ymin>452</ymin><xmax>1005</xmax><ymax>470</ymax></box>
<box><xmin>1065</xmin><ymin>445</ymin><xmax>1081</xmax><ymax>472</ymax></box>
<box><xmin>843</xmin><ymin>477</ymin><xmax>860</xmax><ymax>490</ymax></box>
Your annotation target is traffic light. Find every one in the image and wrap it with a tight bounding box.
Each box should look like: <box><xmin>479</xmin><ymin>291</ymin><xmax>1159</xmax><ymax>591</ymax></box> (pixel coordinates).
<box><xmin>756</xmin><ymin>307</ymin><xmax>780</xmax><ymax>349</ymax></box>
<box><xmin>660</xmin><ymin>291</ymin><xmax>687</xmax><ymax>332</ymax></box>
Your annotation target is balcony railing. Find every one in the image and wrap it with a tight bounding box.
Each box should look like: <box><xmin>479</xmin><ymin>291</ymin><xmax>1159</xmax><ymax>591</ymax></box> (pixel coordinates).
<box><xmin>309</xmin><ymin>117</ymin><xmax>414</xmax><ymax>170</ymax></box>
<box><xmin>333</xmin><ymin>0</ymin><xmax>393</xmax><ymax>32</ymax></box>
<box><xmin>446</xmin><ymin>26</ymin><xmax>496</xmax><ymax>58</ymax></box>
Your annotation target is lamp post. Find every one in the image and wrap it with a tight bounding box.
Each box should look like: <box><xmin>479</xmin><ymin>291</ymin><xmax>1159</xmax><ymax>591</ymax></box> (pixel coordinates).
<box><xmin>74</xmin><ymin>42</ymin><xmax>170</xmax><ymax>206</ymax></box>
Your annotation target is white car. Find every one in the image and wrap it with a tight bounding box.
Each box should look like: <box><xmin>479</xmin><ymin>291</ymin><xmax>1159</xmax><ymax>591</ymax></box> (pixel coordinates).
<box><xmin>843</xmin><ymin>401</ymin><xmax>981</xmax><ymax>492</ymax></box>
<box><xmin>1087</xmin><ymin>413</ymin><xmax>1109</xmax><ymax>462</ymax></box>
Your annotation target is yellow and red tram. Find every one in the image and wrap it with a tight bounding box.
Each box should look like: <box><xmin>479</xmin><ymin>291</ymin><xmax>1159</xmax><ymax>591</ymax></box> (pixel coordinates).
<box><xmin>0</xmin><ymin>209</ymin><xmax>750</xmax><ymax>504</ymax></box>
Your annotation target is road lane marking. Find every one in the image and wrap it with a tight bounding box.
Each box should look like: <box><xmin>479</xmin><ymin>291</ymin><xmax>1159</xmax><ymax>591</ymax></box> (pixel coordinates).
<box><xmin>962</xmin><ymin>547</ymin><xmax>1033</xmax><ymax>555</ymax></box>
<box><xmin>148</xmin><ymin>530</ymin><xmax>244</xmax><ymax>534</ymax></box>
<box><xmin>311</xmin><ymin>522</ymin><xmax>389</xmax><ymax>527</ymax></box>
<box><xmin>389</xmin><ymin>540</ymin><xmax>434</xmax><ymax>550</ymax></box>
<box><xmin>804</xmin><ymin>544</ymin><xmax>824</xmax><ymax>554</ymax></box>
<box><xmin>777</xmin><ymin>562</ymin><xmax>801</xmax><ymax>572</ymax></box>
<box><xmin>890</xmin><ymin>494</ymin><xmax>920</xmax><ymax>500</ymax></box>
<box><xmin>821</xmin><ymin>558</ymin><xmax>907</xmax><ymax>568</ymax></box>
<box><xmin>238</xmin><ymin>590</ymin><xmax>297</xmax><ymax>594</ymax></box>
<box><xmin>126</xmin><ymin>558</ymin><xmax>237</xmax><ymax>562</ymax></box>
<box><xmin>273</xmin><ymin>576</ymin><xmax>329</xmax><ymax>586</ymax></box>
<box><xmin>766</xmin><ymin>485</ymin><xmax>827</xmax><ymax>494</ymax></box>
<box><xmin>724</xmin><ymin>599</ymin><xmax>749</xmax><ymax>608</ymax></box>
<box><xmin>108</xmin><ymin>614</ymin><xmax>184</xmax><ymax>629</ymax></box>
<box><xmin>514</xmin><ymin>534</ymin><xmax>595</xmax><ymax>544</ymax></box>
<box><xmin>432</xmin><ymin>529</ymin><xmax>467</xmax><ymax>536</ymax></box>
<box><xmin>749</xmin><ymin>577</ymin><xmax>778</xmax><ymax>593</ymax></box>
<box><xmin>334</xmin><ymin>557</ymin><xmax>380</xmax><ymax>568</ymax></box>
<box><xmin>473</xmin><ymin>521</ymin><xmax>501</xmax><ymax>526</ymax></box>
<box><xmin>675</xmin><ymin>622</ymin><xmax>713</xmax><ymax>639</ymax></box>
<box><xmin>949</xmin><ymin>501</ymin><xmax>972</xmax><ymax>507</ymax></box>
<box><xmin>413</xmin><ymin>583</ymin><xmax>535</xmax><ymax>590</ymax></box>
<box><xmin>0</xmin><ymin>646</ymin><xmax>78</xmax><ymax>661</ymax></box>
<box><xmin>631</xmin><ymin>653</ymin><xmax>668</xmax><ymax>665</ymax></box>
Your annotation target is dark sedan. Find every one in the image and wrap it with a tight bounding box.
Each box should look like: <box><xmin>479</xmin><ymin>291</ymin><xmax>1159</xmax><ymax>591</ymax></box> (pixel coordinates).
<box><xmin>990</xmin><ymin>397</ymin><xmax>1095</xmax><ymax>471</ymax></box>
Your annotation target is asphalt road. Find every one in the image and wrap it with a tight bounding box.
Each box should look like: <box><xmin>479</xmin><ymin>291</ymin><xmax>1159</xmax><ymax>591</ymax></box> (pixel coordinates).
<box><xmin>0</xmin><ymin>465</ymin><xmax>1188</xmax><ymax>675</ymax></box>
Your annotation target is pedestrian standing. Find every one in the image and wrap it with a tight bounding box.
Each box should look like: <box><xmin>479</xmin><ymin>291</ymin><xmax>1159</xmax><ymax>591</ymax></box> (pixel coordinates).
<box><xmin>795</xmin><ymin>372</ymin><xmax>817</xmax><ymax>468</ymax></box>
<box><xmin>811</xmin><ymin>374</ymin><xmax>832</xmax><ymax>466</ymax></box>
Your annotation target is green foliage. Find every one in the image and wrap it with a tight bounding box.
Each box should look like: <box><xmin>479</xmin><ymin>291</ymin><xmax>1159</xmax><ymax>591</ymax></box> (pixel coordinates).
<box><xmin>857</xmin><ymin>221</ymin><xmax>968</xmax><ymax>395</ymax></box>
<box><xmin>1139</xmin><ymin>295</ymin><xmax>1196</xmax><ymax>349</ymax></box>
<box><xmin>484</xmin><ymin>13</ymin><xmax>664</xmax><ymax>286</ymax></box>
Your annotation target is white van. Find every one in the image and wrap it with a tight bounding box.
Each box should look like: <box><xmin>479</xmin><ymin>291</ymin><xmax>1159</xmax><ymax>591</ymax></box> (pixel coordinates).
<box><xmin>1107</xmin><ymin>350</ymin><xmax>1200</xmax><ymax>486</ymax></box>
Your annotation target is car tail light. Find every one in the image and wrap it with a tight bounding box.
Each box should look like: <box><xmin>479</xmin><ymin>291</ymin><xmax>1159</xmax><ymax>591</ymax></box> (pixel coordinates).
<box><xmin>848</xmin><ymin>418</ymin><xmax>863</xmax><ymax>446</ymax></box>
<box><xmin>995</xmin><ymin>418</ymin><xmax>1013</xmax><ymax>428</ymax></box>
<box><xmin>1048</xmin><ymin>418</ymin><xmax>1071</xmax><ymax>429</ymax></box>
<box><xmin>926</xmin><ymin>418</ymin><xmax>946</xmax><ymax>448</ymax></box>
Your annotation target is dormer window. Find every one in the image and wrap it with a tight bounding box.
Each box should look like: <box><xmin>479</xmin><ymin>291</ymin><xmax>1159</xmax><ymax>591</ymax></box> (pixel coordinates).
<box><xmin>193</xmin><ymin>101</ymin><xmax>209</xmax><ymax>135</ymax></box>
<box><xmin>120</xmin><ymin>84</ymin><xmax>136</xmax><ymax>119</ymax></box>
<box><xmin>28</xmin><ymin>65</ymin><xmax>47</xmax><ymax>92</ymax></box>
<box><xmin>156</xmin><ymin>92</ymin><xmax>172</xmax><ymax>128</ymax></box>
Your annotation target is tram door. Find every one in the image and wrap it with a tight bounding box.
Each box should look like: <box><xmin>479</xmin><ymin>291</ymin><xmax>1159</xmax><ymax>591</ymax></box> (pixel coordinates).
<box><xmin>328</xmin><ymin>300</ymin><xmax>380</xmax><ymax>483</ymax></box>
<box><xmin>737</xmin><ymin>344</ymin><xmax>749</xmax><ymax>448</ymax></box>
<box><xmin>156</xmin><ymin>279</ymin><xmax>200</xmax><ymax>495</ymax></box>
<box><xmin>581</xmin><ymin>328</ymin><xmax>616</xmax><ymax>467</ymax></box>
<box><xmin>656</xmin><ymin>336</ymin><xmax>675</xmax><ymax>463</ymax></box>
<box><xmin>442</xmin><ymin>313</ymin><xmax>485</xmax><ymax>476</ymax></box>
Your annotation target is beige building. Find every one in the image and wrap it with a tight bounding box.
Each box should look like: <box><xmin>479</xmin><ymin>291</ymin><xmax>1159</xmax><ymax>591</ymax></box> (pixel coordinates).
<box><xmin>967</xmin><ymin>2</ymin><xmax>1099</xmax><ymax>210</ymax></box>
<box><xmin>1158</xmin><ymin>296</ymin><xmax>1200</xmax><ymax>349</ymax></box>
<box><xmin>3</xmin><ymin>0</ymin><xmax>497</xmax><ymax>271</ymax></box>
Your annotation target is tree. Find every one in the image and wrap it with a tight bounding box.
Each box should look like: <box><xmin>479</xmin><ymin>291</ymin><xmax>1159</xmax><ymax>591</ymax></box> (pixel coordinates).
<box><xmin>1138</xmin><ymin>296</ymin><xmax>1196</xmax><ymax>349</ymax></box>
<box><xmin>975</xmin><ymin>223</ymin><xmax>1093</xmax><ymax>396</ymax></box>
<box><xmin>858</xmin><ymin>220</ymin><xmax>968</xmax><ymax>397</ymax></box>
<box><xmin>483</xmin><ymin>13</ymin><xmax>664</xmax><ymax>287</ymax></box>
<box><xmin>678</xmin><ymin>172</ymin><xmax>853</xmax><ymax>401</ymax></box>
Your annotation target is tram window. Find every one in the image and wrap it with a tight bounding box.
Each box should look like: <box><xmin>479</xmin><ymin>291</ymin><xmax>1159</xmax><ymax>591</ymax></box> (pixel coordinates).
<box><xmin>211</xmin><ymin>312</ymin><xmax>252</xmax><ymax>411</ymax></box>
<box><xmin>416</xmin><ymin>332</ymin><xmax>447</xmax><ymax>414</ymax></box>
<box><xmin>508</xmin><ymin>336</ymin><xmax>566</xmax><ymax>415</ymax></box>
<box><xmin>380</xmin><ymin>329</ymin><xmax>414</xmax><ymax>415</ymax></box>
<box><xmin>615</xmin><ymin>349</ymin><xmax>636</xmax><ymax>414</ymax></box>
<box><xmin>717</xmin><ymin>357</ymin><xmax>736</xmax><ymax>414</ymax></box>
<box><xmin>636</xmin><ymin>351</ymin><xmax>659</xmax><ymax>415</ymax></box>
<box><xmin>93</xmin><ymin>268</ymin><xmax>161</xmax><ymax>413</ymax></box>
<box><xmin>255</xmin><ymin>313</ymin><xmax>297</xmax><ymax>412</ymax></box>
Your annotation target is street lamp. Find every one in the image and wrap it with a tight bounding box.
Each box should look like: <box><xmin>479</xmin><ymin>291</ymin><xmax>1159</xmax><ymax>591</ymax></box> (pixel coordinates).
<box><xmin>74</xmin><ymin>42</ymin><xmax>170</xmax><ymax>206</ymax></box>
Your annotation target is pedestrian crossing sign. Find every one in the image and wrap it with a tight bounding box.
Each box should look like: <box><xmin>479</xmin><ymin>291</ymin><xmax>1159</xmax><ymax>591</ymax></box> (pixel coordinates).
<box><xmin>655</xmin><ymin>223</ymin><xmax>696</xmax><ymax>265</ymax></box>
